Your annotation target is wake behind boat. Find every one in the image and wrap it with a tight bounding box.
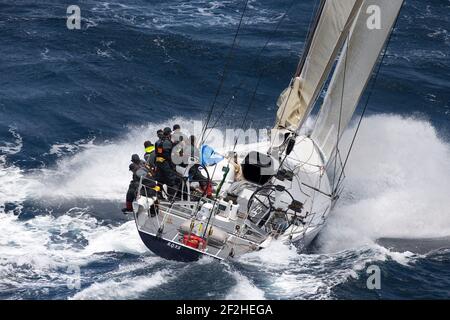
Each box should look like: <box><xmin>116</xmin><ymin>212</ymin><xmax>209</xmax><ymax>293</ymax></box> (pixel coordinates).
<box><xmin>127</xmin><ymin>0</ymin><xmax>405</xmax><ymax>262</ymax></box>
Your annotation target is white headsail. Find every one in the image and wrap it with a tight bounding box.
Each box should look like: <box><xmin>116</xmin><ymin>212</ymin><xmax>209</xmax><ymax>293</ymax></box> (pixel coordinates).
<box><xmin>275</xmin><ymin>0</ymin><xmax>363</xmax><ymax>130</ymax></box>
<box><xmin>311</xmin><ymin>0</ymin><xmax>404</xmax><ymax>164</ymax></box>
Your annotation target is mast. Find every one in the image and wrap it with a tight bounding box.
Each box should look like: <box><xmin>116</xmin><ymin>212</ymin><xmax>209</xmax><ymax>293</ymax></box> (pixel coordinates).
<box><xmin>295</xmin><ymin>0</ymin><xmax>326</xmax><ymax>78</ymax></box>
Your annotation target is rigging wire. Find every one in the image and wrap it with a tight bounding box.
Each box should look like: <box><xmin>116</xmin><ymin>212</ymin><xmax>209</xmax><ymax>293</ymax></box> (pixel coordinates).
<box><xmin>201</xmin><ymin>79</ymin><xmax>244</xmax><ymax>143</ymax></box>
<box><xmin>200</xmin><ymin>0</ymin><xmax>250</xmax><ymax>145</ymax></box>
<box><xmin>295</xmin><ymin>0</ymin><xmax>326</xmax><ymax>77</ymax></box>
<box><xmin>332</xmin><ymin>8</ymin><xmax>404</xmax><ymax>195</ymax></box>
<box><xmin>203</xmin><ymin>0</ymin><xmax>297</xmax><ymax>146</ymax></box>
<box><xmin>268</xmin><ymin>0</ymin><xmax>324</xmax><ymax>153</ymax></box>
<box><xmin>331</xmin><ymin>37</ymin><xmax>350</xmax><ymax>191</ymax></box>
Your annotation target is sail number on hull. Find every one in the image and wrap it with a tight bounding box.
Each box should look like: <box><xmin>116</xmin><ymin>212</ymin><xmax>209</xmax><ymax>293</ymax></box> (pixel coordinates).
<box><xmin>167</xmin><ymin>242</ymin><xmax>181</xmax><ymax>250</ymax></box>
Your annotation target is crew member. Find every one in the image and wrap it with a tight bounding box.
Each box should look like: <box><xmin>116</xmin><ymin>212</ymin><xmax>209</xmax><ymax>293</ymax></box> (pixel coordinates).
<box><xmin>154</xmin><ymin>127</ymin><xmax>181</xmax><ymax>196</ymax></box>
<box><xmin>171</xmin><ymin>124</ymin><xmax>187</xmax><ymax>163</ymax></box>
<box><xmin>122</xmin><ymin>154</ymin><xmax>145</xmax><ymax>214</ymax></box>
<box><xmin>156</xmin><ymin>129</ymin><xmax>164</xmax><ymax>141</ymax></box>
<box><xmin>229</xmin><ymin>151</ymin><xmax>243</xmax><ymax>181</ymax></box>
<box><xmin>143</xmin><ymin>140</ymin><xmax>155</xmax><ymax>169</ymax></box>
<box><xmin>187</xmin><ymin>135</ymin><xmax>211</xmax><ymax>197</ymax></box>
<box><xmin>171</xmin><ymin>124</ymin><xmax>187</xmax><ymax>146</ymax></box>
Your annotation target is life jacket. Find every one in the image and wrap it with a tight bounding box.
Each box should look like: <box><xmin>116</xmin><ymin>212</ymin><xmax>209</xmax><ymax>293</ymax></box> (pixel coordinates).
<box><xmin>145</xmin><ymin>145</ymin><xmax>155</xmax><ymax>154</ymax></box>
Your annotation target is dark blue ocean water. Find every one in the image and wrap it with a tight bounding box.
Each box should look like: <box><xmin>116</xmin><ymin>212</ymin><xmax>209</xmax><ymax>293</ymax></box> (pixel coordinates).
<box><xmin>0</xmin><ymin>0</ymin><xmax>449</xmax><ymax>300</ymax></box>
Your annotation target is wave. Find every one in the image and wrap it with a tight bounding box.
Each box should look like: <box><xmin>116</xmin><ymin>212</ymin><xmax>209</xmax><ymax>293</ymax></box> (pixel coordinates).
<box><xmin>233</xmin><ymin>239</ymin><xmax>417</xmax><ymax>299</ymax></box>
<box><xmin>1</xmin><ymin>114</ymin><xmax>449</xmax><ymax>299</ymax></box>
<box><xmin>0</xmin><ymin>206</ymin><xmax>150</xmax><ymax>299</ymax></box>
<box><xmin>90</xmin><ymin>0</ymin><xmax>284</xmax><ymax>31</ymax></box>
<box><xmin>71</xmin><ymin>269</ymin><xmax>169</xmax><ymax>300</ymax></box>
<box><xmin>317</xmin><ymin>114</ymin><xmax>450</xmax><ymax>252</ymax></box>
<box><xmin>2</xmin><ymin>114</ymin><xmax>450</xmax><ymax>246</ymax></box>
<box><xmin>0</xmin><ymin>128</ymin><xmax>32</xmax><ymax>210</ymax></box>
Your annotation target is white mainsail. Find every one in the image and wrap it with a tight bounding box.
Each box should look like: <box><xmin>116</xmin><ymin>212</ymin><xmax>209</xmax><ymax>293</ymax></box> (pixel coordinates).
<box><xmin>311</xmin><ymin>0</ymin><xmax>404</xmax><ymax>163</ymax></box>
<box><xmin>275</xmin><ymin>0</ymin><xmax>363</xmax><ymax>130</ymax></box>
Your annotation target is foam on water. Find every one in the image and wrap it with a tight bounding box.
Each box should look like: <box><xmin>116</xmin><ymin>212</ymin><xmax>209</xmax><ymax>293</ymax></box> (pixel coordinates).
<box><xmin>71</xmin><ymin>270</ymin><xmax>169</xmax><ymax>300</ymax></box>
<box><xmin>2</xmin><ymin>115</ymin><xmax>449</xmax><ymax>251</ymax></box>
<box><xmin>1</xmin><ymin>114</ymin><xmax>449</xmax><ymax>299</ymax></box>
<box><xmin>46</xmin><ymin>138</ymin><xmax>97</xmax><ymax>158</ymax></box>
<box><xmin>83</xmin><ymin>220</ymin><xmax>147</xmax><ymax>256</ymax></box>
<box><xmin>225</xmin><ymin>271</ymin><xmax>266</xmax><ymax>300</ymax></box>
<box><xmin>25</xmin><ymin>118</ymin><xmax>207</xmax><ymax>201</ymax></box>
<box><xmin>90</xmin><ymin>0</ymin><xmax>283</xmax><ymax>33</ymax></box>
<box><xmin>0</xmin><ymin>210</ymin><xmax>156</xmax><ymax>299</ymax></box>
<box><xmin>0</xmin><ymin>128</ymin><xmax>41</xmax><ymax>213</ymax></box>
<box><xmin>317</xmin><ymin>114</ymin><xmax>450</xmax><ymax>252</ymax></box>
<box><xmin>237</xmin><ymin>240</ymin><xmax>299</xmax><ymax>268</ymax></box>
<box><xmin>233</xmin><ymin>239</ymin><xmax>414</xmax><ymax>299</ymax></box>
<box><xmin>0</xmin><ymin>210</ymin><xmax>145</xmax><ymax>271</ymax></box>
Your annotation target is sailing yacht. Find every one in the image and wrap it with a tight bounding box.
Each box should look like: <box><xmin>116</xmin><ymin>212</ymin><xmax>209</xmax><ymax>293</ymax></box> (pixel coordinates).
<box><xmin>132</xmin><ymin>0</ymin><xmax>404</xmax><ymax>262</ymax></box>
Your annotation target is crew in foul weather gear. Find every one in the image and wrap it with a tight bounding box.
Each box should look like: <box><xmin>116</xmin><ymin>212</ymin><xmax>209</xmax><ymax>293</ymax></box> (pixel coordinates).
<box><xmin>143</xmin><ymin>140</ymin><xmax>155</xmax><ymax>169</ymax></box>
<box><xmin>187</xmin><ymin>135</ymin><xmax>211</xmax><ymax>197</ymax></box>
<box><xmin>154</xmin><ymin>127</ymin><xmax>181</xmax><ymax>196</ymax></box>
<box><xmin>163</xmin><ymin>126</ymin><xmax>172</xmax><ymax>137</ymax></box>
<box><xmin>157</xmin><ymin>129</ymin><xmax>164</xmax><ymax>141</ymax></box>
<box><xmin>156</xmin><ymin>127</ymin><xmax>173</xmax><ymax>160</ymax></box>
<box><xmin>130</xmin><ymin>154</ymin><xmax>145</xmax><ymax>181</ymax></box>
<box><xmin>122</xmin><ymin>154</ymin><xmax>145</xmax><ymax>214</ymax></box>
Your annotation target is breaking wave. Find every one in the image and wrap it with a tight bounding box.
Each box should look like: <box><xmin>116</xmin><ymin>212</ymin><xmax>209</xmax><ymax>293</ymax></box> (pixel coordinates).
<box><xmin>1</xmin><ymin>114</ymin><xmax>450</xmax><ymax>299</ymax></box>
<box><xmin>317</xmin><ymin>114</ymin><xmax>450</xmax><ymax>252</ymax></box>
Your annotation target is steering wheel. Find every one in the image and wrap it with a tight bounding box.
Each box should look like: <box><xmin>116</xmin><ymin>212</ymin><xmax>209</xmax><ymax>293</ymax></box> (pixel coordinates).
<box><xmin>247</xmin><ymin>184</ymin><xmax>296</xmax><ymax>229</ymax></box>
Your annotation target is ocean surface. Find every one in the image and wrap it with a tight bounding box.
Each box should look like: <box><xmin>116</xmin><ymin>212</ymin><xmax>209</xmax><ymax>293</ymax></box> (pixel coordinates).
<box><xmin>1</xmin><ymin>0</ymin><xmax>450</xmax><ymax>300</ymax></box>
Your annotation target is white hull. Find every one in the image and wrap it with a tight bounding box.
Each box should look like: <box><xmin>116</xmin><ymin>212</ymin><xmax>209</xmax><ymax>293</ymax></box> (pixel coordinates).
<box><xmin>133</xmin><ymin>135</ymin><xmax>333</xmax><ymax>261</ymax></box>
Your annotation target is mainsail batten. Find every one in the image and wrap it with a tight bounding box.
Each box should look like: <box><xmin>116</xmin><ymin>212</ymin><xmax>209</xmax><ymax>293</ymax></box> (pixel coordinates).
<box><xmin>310</xmin><ymin>0</ymin><xmax>404</xmax><ymax>164</ymax></box>
<box><xmin>275</xmin><ymin>0</ymin><xmax>363</xmax><ymax>130</ymax></box>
